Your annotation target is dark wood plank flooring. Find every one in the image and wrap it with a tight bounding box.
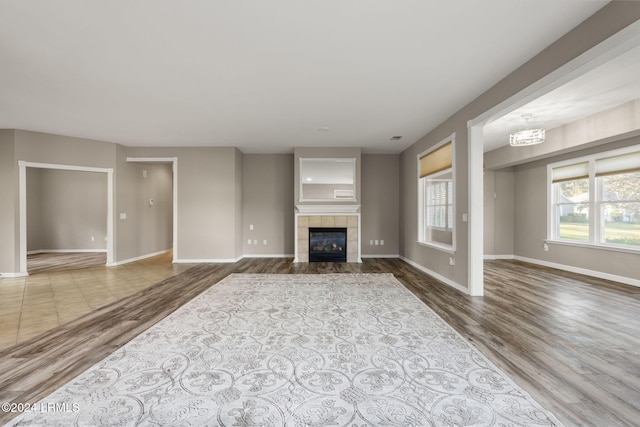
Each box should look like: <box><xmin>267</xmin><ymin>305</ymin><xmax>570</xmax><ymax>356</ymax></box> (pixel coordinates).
<box><xmin>1</xmin><ymin>258</ymin><xmax>639</xmax><ymax>426</ymax></box>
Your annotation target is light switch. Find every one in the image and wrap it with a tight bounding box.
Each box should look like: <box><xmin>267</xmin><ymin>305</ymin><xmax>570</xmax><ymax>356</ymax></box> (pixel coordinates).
<box><xmin>120</xmin><ymin>213</ymin><xmax>127</xmax><ymax>220</ymax></box>
<box><xmin>250</xmin><ymin>224</ymin><xmax>254</xmax><ymax>231</ymax></box>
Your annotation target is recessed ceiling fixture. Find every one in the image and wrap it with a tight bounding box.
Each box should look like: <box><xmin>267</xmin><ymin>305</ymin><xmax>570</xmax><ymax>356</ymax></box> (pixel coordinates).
<box><xmin>390</xmin><ymin>136</ymin><xmax>402</xmax><ymax>140</ymax></box>
<box><xmin>509</xmin><ymin>114</ymin><xmax>545</xmax><ymax>147</ymax></box>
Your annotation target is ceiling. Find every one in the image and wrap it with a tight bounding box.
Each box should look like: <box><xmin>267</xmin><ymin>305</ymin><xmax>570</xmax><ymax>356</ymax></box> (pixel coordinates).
<box><xmin>0</xmin><ymin>1</ymin><xmax>611</xmax><ymax>154</ymax></box>
<box><xmin>483</xmin><ymin>42</ymin><xmax>640</xmax><ymax>152</ymax></box>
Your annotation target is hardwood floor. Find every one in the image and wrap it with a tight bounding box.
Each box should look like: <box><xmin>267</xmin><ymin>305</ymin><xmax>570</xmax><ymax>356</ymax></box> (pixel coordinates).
<box><xmin>0</xmin><ymin>258</ymin><xmax>638</xmax><ymax>426</ymax></box>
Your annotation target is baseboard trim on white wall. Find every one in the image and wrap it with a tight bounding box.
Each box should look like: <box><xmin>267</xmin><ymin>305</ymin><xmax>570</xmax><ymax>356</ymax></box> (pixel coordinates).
<box><xmin>107</xmin><ymin>249</ymin><xmax>171</xmax><ymax>267</ymax></box>
<box><xmin>483</xmin><ymin>254</ymin><xmax>515</xmax><ymax>260</ymax></box>
<box><xmin>514</xmin><ymin>255</ymin><xmax>640</xmax><ymax>288</ymax></box>
<box><xmin>0</xmin><ymin>272</ymin><xmax>29</xmax><ymax>278</ymax></box>
<box><xmin>243</xmin><ymin>254</ymin><xmax>295</xmax><ymax>259</ymax></box>
<box><xmin>361</xmin><ymin>254</ymin><xmax>400</xmax><ymax>259</ymax></box>
<box><xmin>173</xmin><ymin>256</ymin><xmax>244</xmax><ymax>264</ymax></box>
<box><xmin>399</xmin><ymin>256</ymin><xmax>470</xmax><ymax>295</ymax></box>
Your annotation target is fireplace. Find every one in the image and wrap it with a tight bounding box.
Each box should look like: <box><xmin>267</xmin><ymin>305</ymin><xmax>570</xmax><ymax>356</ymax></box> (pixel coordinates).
<box><xmin>309</xmin><ymin>228</ymin><xmax>347</xmax><ymax>262</ymax></box>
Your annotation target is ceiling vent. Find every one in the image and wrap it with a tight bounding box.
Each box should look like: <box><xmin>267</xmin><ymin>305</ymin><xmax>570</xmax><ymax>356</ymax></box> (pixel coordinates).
<box><xmin>390</xmin><ymin>136</ymin><xmax>402</xmax><ymax>140</ymax></box>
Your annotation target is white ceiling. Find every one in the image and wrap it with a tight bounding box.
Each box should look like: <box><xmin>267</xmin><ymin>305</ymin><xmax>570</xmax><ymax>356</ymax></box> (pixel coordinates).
<box><xmin>483</xmin><ymin>43</ymin><xmax>640</xmax><ymax>152</ymax></box>
<box><xmin>0</xmin><ymin>0</ymin><xmax>610</xmax><ymax>154</ymax></box>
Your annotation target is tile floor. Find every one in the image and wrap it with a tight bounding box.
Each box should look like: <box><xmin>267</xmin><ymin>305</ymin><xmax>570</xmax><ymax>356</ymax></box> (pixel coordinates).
<box><xmin>0</xmin><ymin>251</ymin><xmax>190</xmax><ymax>351</ymax></box>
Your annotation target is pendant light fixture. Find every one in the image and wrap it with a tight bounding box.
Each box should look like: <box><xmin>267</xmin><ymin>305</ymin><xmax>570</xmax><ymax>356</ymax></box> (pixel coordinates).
<box><xmin>509</xmin><ymin>114</ymin><xmax>545</xmax><ymax>147</ymax></box>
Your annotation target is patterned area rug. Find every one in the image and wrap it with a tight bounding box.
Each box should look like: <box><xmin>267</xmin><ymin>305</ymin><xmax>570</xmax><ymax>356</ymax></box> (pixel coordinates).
<box><xmin>9</xmin><ymin>274</ymin><xmax>563</xmax><ymax>426</ymax></box>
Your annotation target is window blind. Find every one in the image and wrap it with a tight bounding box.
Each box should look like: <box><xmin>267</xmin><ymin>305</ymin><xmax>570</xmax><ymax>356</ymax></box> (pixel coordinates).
<box><xmin>419</xmin><ymin>141</ymin><xmax>452</xmax><ymax>178</ymax></box>
<box><xmin>595</xmin><ymin>151</ymin><xmax>640</xmax><ymax>177</ymax></box>
<box><xmin>551</xmin><ymin>162</ymin><xmax>589</xmax><ymax>183</ymax></box>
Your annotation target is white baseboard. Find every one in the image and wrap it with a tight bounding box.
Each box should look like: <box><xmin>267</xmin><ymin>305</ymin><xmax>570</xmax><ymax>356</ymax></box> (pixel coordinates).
<box><xmin>0</xmin><ymin>272</ymin><xmax>29</xmax><ymax>278</ymax></box>
<box><xmin>483</xmin><ymin>254</ymin><xmax>515</xmax><ymax>260</ymax></box>
<box><xmin>173</xmin><ymin>256</ymin><xmax>244</xmax><ymax>264</ymax></box>
<box><xmin>399</xmin><ymin>256</ymin><xmax>469</xmax><ymax>295</ymax></box>
<box><xmin>361</xmin><ymin>254</ymin><xmax>400</xmax><ymax>259</ymax></box>
<box><xmin>514</xmin><ymin>255</ymin><xmax>640</xmax><ymax>288</ymax></box>
<box><xmin>107</xmin><ymin>249</ymin><xmax>171</xmax><ymax>266</ymax></box>
<box><xmin>243</xmin><ymin>254</ymin><xmax>295</xmax><ymax>259</ymax></box>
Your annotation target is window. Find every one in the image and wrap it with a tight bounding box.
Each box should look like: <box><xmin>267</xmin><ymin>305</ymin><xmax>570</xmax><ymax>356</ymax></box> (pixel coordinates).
<box><xmin>418</xmin><ymin>136</ymin><xmax>454</xmax><ymax>250</ymax></box>
<box><xmin>549</xmin><ymin>147</ymin><xmax>640</xmax><ymax>250</ymax></box>
<box><xmin>551</xmin><ymin>162</ymin><xmax>590</xmax><ymax>241</ymax></box>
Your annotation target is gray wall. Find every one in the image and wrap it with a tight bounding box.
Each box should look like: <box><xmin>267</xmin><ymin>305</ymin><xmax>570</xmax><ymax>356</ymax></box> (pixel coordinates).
<box><xmin>114</xmin><ymin>152</ymin><xmax>173</xmax><ymax>262</ymax></box>
<box><xmin>242</xmin><ymin>154</ymin><xmax>295</xmax><ymax>256</ymax></box>
<box><xmin>133</xmin><ymin>163</ymin><xmax>173</xmax><ymax>258</ymax></box>
<box><xmin>361</xmin><ymin>154</ymin><xmax>400</xmax><ymax>256</ymax></box>
<box><xmin>0</xmin><ymin>130</ymin><xmax>18</xmax><ymax>274</ymax></box>
<box><xmin>400</xmin><ymin>2</ymin><xmax>640</xmax><ymax>290</ymax></box>
<box><xmin>513</xmin><ymin>136</ymin><xmax>640</xmax><ymax>281</ymax></box>
<box><xmin>27</xmin><ymin>168</ymin><xmax>108</xmax><ymax>252</ymax></box>
<box><xmin>126</xmin><ymin>146</ymin><xmax>243</xmax><ymax>261</ymax></box>
<box><xmin>484</xmin><ymin>169</ymin><xmax>515</xmax><ymax>258</ymax></box>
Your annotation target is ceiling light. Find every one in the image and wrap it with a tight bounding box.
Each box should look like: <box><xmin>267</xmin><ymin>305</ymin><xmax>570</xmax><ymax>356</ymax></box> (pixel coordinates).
<box><xmin>509</xmin><ymin>114</ymin><xmax>545</xmax><ymax>146</ymax></box>
<box><xmin>390</xmin><ymin>136</ymin><xmax>402</xmax><ymax>140</ymax></box>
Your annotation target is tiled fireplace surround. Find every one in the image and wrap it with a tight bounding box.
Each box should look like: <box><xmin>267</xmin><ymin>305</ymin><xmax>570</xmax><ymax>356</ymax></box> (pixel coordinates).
<box><xmin>295</xmin><ymin>214</ymin><xmax>361</xmax><ymax>263</ymax></box>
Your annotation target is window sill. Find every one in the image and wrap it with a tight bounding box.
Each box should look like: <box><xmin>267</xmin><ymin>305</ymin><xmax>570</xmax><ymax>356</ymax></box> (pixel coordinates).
<box><xmin>417</xmin><ymin>241</ymin><xmax>456</xmax><ymax>255</ymax></box>
<box><xmin>545</xmin><ymin>239</ymin><xmax>640</xmax><ymax>255</ymax></box>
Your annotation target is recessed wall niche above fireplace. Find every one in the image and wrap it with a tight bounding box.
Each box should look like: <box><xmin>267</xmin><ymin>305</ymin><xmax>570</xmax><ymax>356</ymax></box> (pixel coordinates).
<box><xmin>309</xmin><ymin>227</ymin><xmax>347</xmax><ymax>262</ymax></box>
<box><xmin>293</xmin><ymin>147</ymin><xmax>362</xmax><ymax>263</ymax></box>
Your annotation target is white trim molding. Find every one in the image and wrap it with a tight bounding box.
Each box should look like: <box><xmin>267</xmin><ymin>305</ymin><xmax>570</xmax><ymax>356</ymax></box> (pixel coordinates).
<box><xmin>107</xmin><ymin>249</ymin><xmax>171</xmax><ymax>267</ymax></box>
<box><xmin>18</xmin><ymin>161</ymin><xmax>114</xmax><ymax>275</ymax></box>
<box><xmin>173</xmin><ymin>256</ymin><xmax>243</xmax><ymax>264</ymax></box>
<box><xmin>514</xmin><ymin>255</ymin><xmax>640</xmax><ymax>288</ymax></box>
<box><xmin>126</xmin><ymin>157</ymin><xmax>178</xmax><ymax>262</ymax></box>
<box><xmin>296</xmin><ymin>204</ymin><xmax>361</xmax><ymax>213</ymax></box>
<box><xmin>400</xmin><ymin>256</ymin><xmax>470</xmax><ymax>295</ymax></box>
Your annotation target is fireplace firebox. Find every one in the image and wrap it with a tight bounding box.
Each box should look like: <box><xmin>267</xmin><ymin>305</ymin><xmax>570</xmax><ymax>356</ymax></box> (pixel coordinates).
<box><xmin>309</xmin><ymin>228</ymin><xmax>347</xmax><ymax>262</ymax></box>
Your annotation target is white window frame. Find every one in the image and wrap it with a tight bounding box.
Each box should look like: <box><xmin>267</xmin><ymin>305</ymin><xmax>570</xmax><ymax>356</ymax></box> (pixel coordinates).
<box><xmin>417</xmin><ymin>134</ymin><xmax>456</xmax><ymax>253</ymax></box>
<box><xmin>547</xmin><ymin>144</ymin><xmax>640</xmax><ymax>253</ymax></box>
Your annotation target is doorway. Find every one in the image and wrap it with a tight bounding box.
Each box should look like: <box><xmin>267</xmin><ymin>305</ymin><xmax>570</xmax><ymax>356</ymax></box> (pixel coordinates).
<box><xmin>18</xmin><ymin>161</ymin><xmax>114</xmax><ymax>275</ymax></box>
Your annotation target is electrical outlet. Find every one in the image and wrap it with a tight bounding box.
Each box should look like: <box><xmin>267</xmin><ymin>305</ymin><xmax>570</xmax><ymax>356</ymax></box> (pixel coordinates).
<box><xmin>91</xmin><ymin>236</ymin><xmax>95</xmax><ymax>242</ymax></box>
<box><xmin>253</xmin><ymin>240</ymin><xmax>257</xmax><ymax>245</ymax></box>
<box><xmin>449</xmin><ymin>257</ymin><xmax>455</xmax><ymax>266</ymax></box>
<box><xmin>263</xmin><ymin>240</ymin><xmax>267</xmax><ymax>245</ymax></box>
<box><xmin>247</xmin><ymin>239</ymin><xmax>251</xmax><ymax>245</ymax></box>
<box><xmin>250</xmin><ymin>224</ymin><xmax>254</xmax><ymax>231</ymax></box>
<box><xmin>374</xmin><ymin>240</ymin><xmax>379</xmax><ymax>245</ymax></box>
<box><xmin>370</xmin><ymin>240</ymin><xmax>373</xmax><ymax>245</ymax></box>
<box><xmin>380</xmin><ymin>240</ymin><xmax>384</xmax><ymax>245</ymax></box>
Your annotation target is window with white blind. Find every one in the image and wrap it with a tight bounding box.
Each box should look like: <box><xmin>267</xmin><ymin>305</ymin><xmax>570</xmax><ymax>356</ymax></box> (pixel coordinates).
<box><xmin>549</xmin><ymin>145</ymin><xmax>640</xmax><ymax>250</ymax></box>
<box><xmin>417</xmin><ymin>135</ymin><xmax>455</xmax><ymax>250</ymax></box>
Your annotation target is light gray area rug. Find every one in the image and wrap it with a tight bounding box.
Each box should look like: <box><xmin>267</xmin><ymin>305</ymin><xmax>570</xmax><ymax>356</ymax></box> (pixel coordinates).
<box><xmin>9</xmin><ymin>273</ymin><xmax>563</xmax><ymax>426</ymax></box>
